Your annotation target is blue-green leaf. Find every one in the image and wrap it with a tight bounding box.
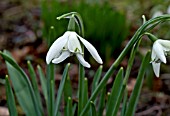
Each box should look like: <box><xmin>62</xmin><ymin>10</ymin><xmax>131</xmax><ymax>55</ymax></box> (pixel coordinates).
<box><xmin>55</xmin><ymin>63</ymin><xmax>70</xmax><ymax>116</ymax></box>
<box><xmin>1</xmin><ymin>50</ymin><xmax>42</xmax><ymax>116</ymax></box>
<box><xmin>92</xmin><ymin>65</ymin><xmax>103</xmax><ymax>92</ymax></box>
<box><xmin>90</xmin><ymin>101</ymin><xmax>97</xmax><ymax>116</ymax></box>
<box><xmin>66</xmin><ymin>97</ymin><xmax>72</xmax><ymax>116</ymax></box>
<box><xmin>37</xmin><ymin>65</ymin><xmax>48</xmax><ymax>105</ymax></box>
<box><xmin>125</xmin><ymin>51</ymin><xmax>151</xmax><ymax>116</ymax></box>
<box><xmin>27</xmin><ymin>61</ymin><xmax>43</xmax><ymax>112</ymax></box>
<box><xmin>5</xmin><ymin>75</ymin><xmax>18</xmax><ymax>116</ymax></box>
<box><xmin>106</xmin><ymin>67</ymin><xmax>123</xmax><ymax>116</ymax></box>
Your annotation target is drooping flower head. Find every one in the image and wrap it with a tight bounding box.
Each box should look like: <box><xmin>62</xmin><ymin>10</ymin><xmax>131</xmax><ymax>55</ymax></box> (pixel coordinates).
<box><xmin>151</xmin><ymin>39</ymin><xmax>170</xmax><ymax>77</ymax></box>
<box><xmin>46</xmin><ymin>31</ymin><xmax>103</xmax><ymax>68</ymax></box>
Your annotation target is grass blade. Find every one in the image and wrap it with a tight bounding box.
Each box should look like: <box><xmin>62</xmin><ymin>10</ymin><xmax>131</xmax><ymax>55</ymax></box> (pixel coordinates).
<box><xmin>125</xmin><ymin>51</ymin><xmax>151</xmax><ymax>116</ymax></box>
<box><xmin>55</xmin><ymin>63</ymin><xmax>70</xmax><ymax>116</ymax></box>
<box><xmin>5</xmin><ymin>75</ymin><xmax>18</xmax><ymax>116</ymax></box>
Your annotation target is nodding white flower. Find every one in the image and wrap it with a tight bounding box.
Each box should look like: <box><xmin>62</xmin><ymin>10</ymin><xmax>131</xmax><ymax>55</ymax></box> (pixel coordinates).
<box><xmin>152</xmin><ymin>11</ymin><xmax>163</xmax><ymax>18</ymax></box>
<box><xmin>167</xmin><ymin>5</ymin><xmax>170</xmax><ymax>14</ymax></box>
<box><xmin>46</xmin><ymin>31</ymin><xmax>103</xmax><ymax>68</ymax></box>
<box><xmin>151</xmin><ymin>39</ymin><xmax>170</xmax><ymax>77</ymax></box>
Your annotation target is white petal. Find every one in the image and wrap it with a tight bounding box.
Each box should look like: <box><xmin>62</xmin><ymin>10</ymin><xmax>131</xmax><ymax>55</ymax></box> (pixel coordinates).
<box><xmin>157</xmin><ymin>39</ymin><xmax>170</xmax><ymax>50</ymax></box>
<box><xmin>68</xmin><ymin>32</ymin><xmax>82</xmax><ymax>53</ymax></box>
<box><xmin>167</xmin><ymin>5</ymin><xmax>170</xmax><ymax>14</ymax></box>
<box><xmin>152</xmin><ymin>62</ymin><xmax>161</xmax><ymax>77</ymax></box>
<box><xmin>151</xmin><ymin>48</ymin><xmax>157</xmax><ymax>61</ymax></box>
<box><xmin>76</xmin><ymin>54</ymin><xmax>91</xmax><ymax>68</ymax></box>
<box><xmin>152</xmin><ymin>11</ymin><xmax>163</xmax><ymax>18</ymax></box>
<box><xmin>46</xmin><ymin>32</ymin><xmax>69</xmax><ymax>64</ymax></box>
<box><xmin>52</xmin><ymin>51</ymin><xmax>71</xmax><ymax>64</ymax></box>
<box><xmin>77</xmin><ymin>34</ymin><xmax>103</xmax><ymax>64</ymax></box>
<box><xmin>153</xmin><ymin>41</ymin><xmax>166</xmax><ymax>63</ymax></box>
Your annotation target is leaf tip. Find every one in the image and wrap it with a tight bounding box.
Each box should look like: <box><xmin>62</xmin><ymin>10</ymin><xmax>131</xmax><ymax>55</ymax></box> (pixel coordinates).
<box><xmin>68</xmin><ymin>96</ymin><xmax>71</xmax><ymax>100</ymax></box>
<box><xmin>5</xmin><ymin>75</ymin><xmax>9</xmax><ymax>79</ymax></box>
<box><xmin>37</xmin><ymin>65</ymin><xmax>40</xmax><ymax>69</ymax></box>
<box><xmin>99</xmin><ymin>65</ymin><xmax>103</xmax><ymax>69</ymax></box>
<box><xmin>90</xmin><ymin>101</ymin><xmax>94</xmax><ymax>104</ymax></box>
<box><xmin>107</xmin><ymin>92</ymin><xmax>111</xmax><ymax>96</ymax></box>
<box><xmin>27</xmin><ymin>60</ymin><xmax>31</xmax><ymax>64</ymax></box>
<box><xmin>67</xmin><ymin>63</ymin><xmax>71</xmax><ymax>67</ymax></box>
<box><xmin>120</xmin><ymin>67</ymin><xmax>124</xmax><ymax>70</ymax></box>
<box><xmin>84</xmin><ymin>77</ymin><xmax>87</xmax><ymax>81</ymax></box>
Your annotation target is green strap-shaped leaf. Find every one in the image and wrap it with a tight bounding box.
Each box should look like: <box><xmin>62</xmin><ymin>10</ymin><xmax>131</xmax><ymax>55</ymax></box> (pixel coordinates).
<box><xmin>78</xmin><ymin>63</ymin><xmax>85</xmax><ymax>115</ymax></box>
<box><xmin>47</xmin><ymin>63</ymin><xmax>55</xmax><ymax>116</ymax></box>
<box><xmin>98</xmin><ymin>87</ymin><xmax>106</xmax><ymax>116</ymax></box>
<box><xmin>66</xmin><ymin>97</ymin><xmax>72</xmax><ymax>116</ymax></box>
<box><xmin>83</xmin><ymin>78</ymin><xmax>88</xmax><ymax>108</ymax></box>
<box><xmin>55</xmin><ymin>63</ymin><xmax>70</xmax><ymax>116</ymax></box>
<box><xmin>1</xmin><ymin>50</ymin><xmax>42</xmax><ymax>116</ymax></box>
<box><xmin>5</xmin><ymin>75</ymin><xmax>18</xmax><ymax>116</ymax></box>
<box><xmin>64</xmin><ymin>75</ymin><xmax>72</xmax><ymax>102</ymax></box>
<box><xmin>121</xmin><ymin>87</ymin><xmax>128</xmax><ymax>116</ymax></box>
<box><xmin>27</xmin><ymin>61</ymin><xmax>43</xmax><ymax>112</ymax></box>
<box><xmin>37</xmin><ymin>65</ymin><xmax>48</xmax><ymax>106</ymax></box>
<box><xmin>125</xmin><ymin>51</ymin><xmax>151</xmax><ymax>116</ymax></box>
<box><xmin>90</xmin><ymin>101</ymin><xmax>97</xmax><ymax>116</ymax></box>
<box><xmin>92</xmin><ymin>65</ymin><xmax>103</xmax><ymax>93</ymax></box>
<box><xmin>106</xmin><ymin>67</ymin><xmax>123</xmax><ymax>116</ymax></box>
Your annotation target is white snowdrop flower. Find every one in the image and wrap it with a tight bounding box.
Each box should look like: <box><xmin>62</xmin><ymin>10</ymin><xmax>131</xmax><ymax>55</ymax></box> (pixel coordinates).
<box><xmin>167</xmin><ymin>5</ymin><xmax>170</xmax><ymax>14</ymax></box>
<box><xmin>46</xmin><ymin>31</ymin><xmax>103</xmax><ymax>68</ymax></box>
<box><xmin>151</xmin><ymin>39</ymin><xmax>170</xmax><ymax>77</ymax></box>
<box><xmin>152</xmin><ymin>11</ymin><xmax>163</xmax><ymax>18</ymax></box>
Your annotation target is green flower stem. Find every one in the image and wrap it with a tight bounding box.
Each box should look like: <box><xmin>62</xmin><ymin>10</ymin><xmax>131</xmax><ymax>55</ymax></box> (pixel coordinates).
<box><xmin>47</xmin><ymin>26</ymin><xmax>55</xmax><ymax>116</ymax></box>
<box><xmin>78</xmin><ymin>63</ymin><xmax>85</xmax><ymax>115</ymax></box>
<box><xmin>57</xmin><ymin>12</ymin><xmax>84</xmax><ymax>36</ymax></box>
<box><xmin>47</xmin><ymin>64</ymin><xmax>55</xmax><ymax>116</ymax></box>
<box><xmin>145</xmin><ymin>32</ymin><xmax>158</xmax><ymax>42</ymax></box>
<box><xmin>80</xmin><ymin>15</ymin><xmax>170</xmax><ymax>116</ymax></box>
<box><xmin>67</xmin><ymin>15</ymin><xmax>76</xmax><ymax>31</ymax></box>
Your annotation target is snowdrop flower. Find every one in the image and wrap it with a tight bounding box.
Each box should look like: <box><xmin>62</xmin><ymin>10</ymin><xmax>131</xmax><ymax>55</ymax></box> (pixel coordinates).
<box><xmin>151</xmin><ymin>39</ymin><xmax>170</xmax><ymax>77</ymax></box>
<box><xmin>167</xmin><ymin>5</ymin><xmax>170</xmax><ymax>14</ymax></box>
<box><xmin>152</xmin><ymin>11</ymin><xmax>163</xmax><ymax>18</ymax></box>
<box><xmin>46</xmin><ymin>31</ymin><xmax>103</xmax><ymax>68</ymax></box>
